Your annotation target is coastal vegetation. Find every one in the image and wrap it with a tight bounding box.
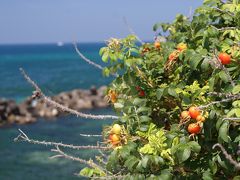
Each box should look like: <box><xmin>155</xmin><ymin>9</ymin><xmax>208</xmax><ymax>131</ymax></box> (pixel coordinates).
<box><xmin>15</xmin><ymin>0</ymin><xmax>240</xmax><ymax>179</ymax></box>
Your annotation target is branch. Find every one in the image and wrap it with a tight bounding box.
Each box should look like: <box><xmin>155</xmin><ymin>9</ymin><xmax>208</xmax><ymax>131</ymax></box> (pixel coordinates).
<box><xmin>51</xmin><ymin>145</ymin><xmax>106</xmax><ymax>172</ymax></box>
<box><xmin>223</xmin><ymin>117</ymin><xmax>240</xmax><ymax>122</ymax></box>
<box><xmin>213</xmin><ymin>143</ymin><xmax>240</xmax><ymax>171</ymax></box>
<box><xmin>14</xmin><ymin>129</ymin><xmax>110</xmax><ymax>151</ymax></box>
<box><xmin>123</xmin><ymin>17</ymin><xmax>144</xmax><ymax>45</ymax></box>
<box><xmin>80</xmin><ymin>133</ymin><xmax>102</xmax><ymax>137</ymax></box>
<box><xmin>212</xmin><ymin>26</ymin><xmax>236</xmax><ymax>31</ymax></box>
<box><xmin>73</xmin><ymin>42</ymin><xmax>104</xmax><ymax>70</ymax></box>
<box><xmin>198</xmin><ymin>94</ymin><xmax>240</xmax><ymax>109</ymax></box>
<box><xmin>73</xmin><ymin>43</ymin><xmax>118</xmax><ymax>77</ymax></box>
<box><xmin>20</xmin><ymin>68</ymin><xmax>119</xmax><ymax>120</ymax></box>
<box><xmin>77</xmin><ymin>173</ymin><xmax>127</xmax><ymax>180</ymax></box>
<box><xmin>213</xmin><ymin>7</ymin><xmax>235</xmax><ymax>17</ymax></box>
<box><xmin>88</xmin><ymin>174</ymin><xmax>127</xmax><ymax>180</ymax></box>
<box><xmin>187</xmin><ymin>6</ymin><xmax>193</xmax><ymax>19</ymax></box>
<box><xmin>207</xmin><ymin>92</ymin><xmax>234</xmax><ymax>98</ymax></box>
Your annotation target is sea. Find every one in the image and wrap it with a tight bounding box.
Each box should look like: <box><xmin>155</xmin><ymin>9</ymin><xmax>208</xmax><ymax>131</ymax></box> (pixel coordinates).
<box><xmin>0</xmin><ymin>43</ymin><xmax>114</xmax><ymax>180</ymax></box>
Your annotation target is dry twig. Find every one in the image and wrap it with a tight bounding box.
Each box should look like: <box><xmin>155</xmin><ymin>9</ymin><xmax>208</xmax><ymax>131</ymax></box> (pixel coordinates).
<box><xmin>223</xmin><ymin>117</ymin><xmax>240</xmax><ymax>122</ymax></box>
<box><xmin>207</xmin><ymin>92</ymin><xmax>234</xmax><ymax>98</ymax></box>
<box><xmin>51</xmin><ymin>145</ymin><xmax>106</xmax><ymax>172</ymax></box>
<box><xmin>213</xmin><ymin>7</ymin><xmax>235</xmax><ymax>17</ymax></box>
<box><xmin>14</xmin><ymin>129</ymin><xmax>110</xmax><ymax>151</ymax></box>
<box><xmin>80</xmin><ymin>133</ymin><xmax>102</xmax><ymax>137</ymax></box>
<box><xmin>123</xmin><ymin>17</ymin><xmax>144</xmax><ymax>45</ymax></box>
<box><xmin>198</xmin><ymin>94</ymin><xmax>240</xmax><ymax>109</ymax></box>
<box><xmin>20</xmin><ymin>68</ymin><xmax>119</xmax><ymax>120</ymax></box>
<box><xmin>73</xmin><ymin>42</ymin><xmax>104</xmax><ymax>70</ymax></box>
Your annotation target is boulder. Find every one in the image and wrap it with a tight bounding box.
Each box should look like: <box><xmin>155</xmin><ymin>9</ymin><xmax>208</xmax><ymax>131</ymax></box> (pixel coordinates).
<box><xmin>0</xmin><ymin>86</ymin><xmax>110</xmax><ymax>127</ymax></box>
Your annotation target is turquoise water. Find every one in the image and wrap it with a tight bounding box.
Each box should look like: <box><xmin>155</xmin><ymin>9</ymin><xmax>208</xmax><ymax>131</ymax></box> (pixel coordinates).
<box><xmin>0</xmin><ymin>43</ymin><xmax>114</xmax><ymax>179</ymax></box>
<box><xmin>0</xmin><ymin>43</ymin><xmax>112</xmax><ymax>102</ymax></box>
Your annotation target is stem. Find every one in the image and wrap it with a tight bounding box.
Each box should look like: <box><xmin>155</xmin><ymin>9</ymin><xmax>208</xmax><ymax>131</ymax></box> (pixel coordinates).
<box><xmin>20</xmin><ymin>68</ymin><xmax>119</xmax><ymax>120</ymax></box>
<box><xmin>14</xmin><ymin>129</ymin><xmax>110</xmax><ymax>151</ymax></box>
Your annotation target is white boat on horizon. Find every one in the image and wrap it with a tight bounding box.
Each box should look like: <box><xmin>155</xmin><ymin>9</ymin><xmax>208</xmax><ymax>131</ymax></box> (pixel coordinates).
<box><xmin>57</xmin><ymin>41</ymin><xmax>64</xmax><ymax>47</ymax></box>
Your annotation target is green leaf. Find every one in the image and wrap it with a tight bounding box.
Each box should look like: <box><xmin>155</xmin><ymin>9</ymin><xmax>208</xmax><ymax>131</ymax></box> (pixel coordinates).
<box><xmin>133</xmin><ymin>98</ymin><xmax>146</xmax><ymax>106</ymax></box>
<box><xmin>188</xmin><ymin>141</ymin><xmax>201</xmax><ymax>153</ymax></box>
<box><xmin>233</xmin><ymin>85</ymin><xmax>240</xmax><ymax>94</ymax></box>
<box><xmin>140</xmin><ymin>116</ymin><xmax>151</xmax><ymax>123</ymax></box>
<box><xmin>124</xmin><ymin>156</ymin><xmax>139</xmax><ymax>171</ymax></box>
<box><xmin>233</xmin><ymin>100</ymin><xmax>240</xmax><ymax>107</ymax></box>
<box><xmin>218</xmin><ymin>121</ymin><xmax>230</xmax><ymax>143</ymax></box>
<box><xmin>114</xmin><ymin>103</ymin><xmax>124</xmax><ymax>109</ymax></box>
<box><xmin>168</xmin><ymin>87</ymin><xmax>178</xmax><ymax>98</ymax></box>
<box><xmin>201</xmin><ymin>58</ymin><xmax>210</xmax><ymax>71</ymax></box>
<box><xmin>234</xmin><ymin>135</ymin><xmax>240</xmax><ymax>143</ymax></box>
<box><xmin>176</xmin><ymin>146</ymin><xmax>191</xmax><ymax>163</ymax></box>
<box><xmin>202</xmin><ymin>169</ymin><xmax>213</xmax><ymax>180</ymax></box>
<box><xmin>102</xmin><ymin>52</ymin><xmax>109</xmax><ymax>62</ymax></box>
<box><xmin>99</xmin><ymin>47</ymin><xmax>106</xmax><ymax>56</ymax></box>
<box><xmin>137</xmin><ymin>107</ymin><xmax>151</xmax><ymax>115</ymax></box>
<box><xmin>158</xmin><ymin>169</ymin><xmax>172</xmax><ymax>180</ymax></box>
<box><xmin>189</xmin><ymin>54</ymin><xmax>202</xmax><ymax>70</ymax></box>
<box><xmin>79</xmin><ymin>167</ymin><xmax>93</xmax><ymax>177</ymax></box>
<box><xmin>156</xmin><ymin>88</ymin><xmax>164</xmax><ymax>100</ymax></box>
<box><xmin>217</xmin><ymin>155</ymin><xmax>228</xmax><ymax>169</ymax></box>
<box><xmin>103</xmin><ymin>67</ymin><xmax>110</xmax><ymax>77</ymax></box>
<box><xmin>233</xmin><ymin>176</ymin><xmax>240</xmax><ymax>180</ymax></box>
<box><xmin>139</xmin><ymin>125</ymin><xmax>149</xmax><ymax>132</ymax></box>
<box><xmin>125</xmin><ymin>59</ymin><xmax>134</xmax><ymax>67</ymax></box>
<box><xmin>236</xmin><ymin>108</ymin><xmax>240</xmax><ymax>117</ymax></box>
<box><xmin>141</xmin><ymin>156</ymin><xmax>149</xmax><ymax>168</ymax></box>
<box><xmin>219</xmin><ymin>71</ymin><xmax>229</xmax><ymax>83</ymax></box>
<box><xmin>216</xmin><ymin>119</ymin><xmax>223</xmax><ymax>131</ymax></box>
<box><xmin>209</xmin><ymin>160</ymin><xmax>218</xmax><ymax>175</ymax></box>
<box><xmin>153</xmin><ymin>23</ymin><xmax>162</xmax><ymax>31</ymax></box>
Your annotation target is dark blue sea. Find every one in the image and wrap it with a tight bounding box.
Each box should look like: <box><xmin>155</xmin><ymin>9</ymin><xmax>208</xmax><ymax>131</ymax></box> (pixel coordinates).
<box><xmin>0</xmin><ymin>43</ymin><xmax>114</xmax><ymax>180</ymax></box>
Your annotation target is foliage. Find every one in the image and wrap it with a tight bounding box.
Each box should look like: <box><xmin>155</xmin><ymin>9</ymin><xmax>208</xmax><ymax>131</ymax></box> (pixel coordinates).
<box><xmin>82</xmin><ymin>0</ymin><xmax>240</xmax><ymax>179</ymax></box>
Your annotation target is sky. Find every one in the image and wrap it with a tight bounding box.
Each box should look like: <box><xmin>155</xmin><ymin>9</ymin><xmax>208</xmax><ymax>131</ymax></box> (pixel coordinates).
<box><xmin>0</xmin><ymin>0</ymin><xmax>203</xmax><ymax>44</ymax></box>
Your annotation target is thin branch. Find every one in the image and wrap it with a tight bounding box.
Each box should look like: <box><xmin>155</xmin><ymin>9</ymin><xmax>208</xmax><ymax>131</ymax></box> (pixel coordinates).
<box><xmin>73</xmin><ymin>42</ymin><xmax>118</xmax><ymax>77</ymax></box>
<box><xmin>77</xmin><ymin>173</ymin><xmax>127</xmax><ymax>180</ymax></box>
<box><xmin>20</xmin><ymin>68</ymin><xmax>119</xmax><ymax>120</ymax></box>
<box><xmin>51</xmin><ymin>145</ymin><xmax>106</xmax><ymax>172</ymax></box>
<box><xmin>213</xmin><ymin>7</ymin><xmax>235</xmax><ymax>17</ymax></box>
<box><xmin>187</xmin><ymin>6</ymin><xmax>193</xmax><ymax>19</ymax></box>
<box><xmin>123</xmin><ymin>17</ymin><xmax>144</xmax><ymax>45</ymax></box>
<box><xmin>213</xmin><ymin>143</ymin><xmax>240</xmax><ymax>171</ymax></box>
<box><xmin>80</xmin><ymin>133</ymin><xmax>102</xmax><ymax>137</ymax></box>
<box><xmin>73</xmin><ymin>42</ymin><xmax>103</xmax><ymax>70</ymax></box>
<box><xmin>90</xmin><ymin>175</ymin><xmax>127</xmax><ymax>180</ymax></box>
<box><xmin>198</xmin><ymin>94</ymin><xmax>240</xmax><ymax>109</ymax></box>
<box><xmin>14</xmin><ymin>129</ymin><xmax>110</xmax><ymax>151</ymax></box>
<box><xmin>212</xmin><ymin>26</ymin><xmax>236</xmax><ymax>31</ymax></box>
<box><xmin>207</xmin><ymin>92</ymin><xmax>234</xmax><ymax>98</ymax></box>
<box><xmin>223</xmin><ymin>117</ymin><xmax>240</xmax><ymax>122</ymax></box>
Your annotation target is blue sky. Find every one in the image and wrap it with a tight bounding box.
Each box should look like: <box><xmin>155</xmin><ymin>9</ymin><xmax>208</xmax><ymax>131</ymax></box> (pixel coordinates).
<box><xmin>0</xmin><ymin>0</ymin><xmax>203</xmax><ymax>44</ymax></box>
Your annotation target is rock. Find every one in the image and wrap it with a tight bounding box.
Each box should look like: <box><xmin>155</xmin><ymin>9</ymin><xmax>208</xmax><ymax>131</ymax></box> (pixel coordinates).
<box><xmin>90</xmin><ymin>86</ymin><xmax>98</xmax><ymax>95</ymax></box>
<box><xmin>0</xmin><ymin>86</ymin><xmax>110</xmax><ymax>127</ymax></box>
<box><xmin>51</xmin><ymin>109</ymin><xmax>58</xmax><ymax>116</ymax></box>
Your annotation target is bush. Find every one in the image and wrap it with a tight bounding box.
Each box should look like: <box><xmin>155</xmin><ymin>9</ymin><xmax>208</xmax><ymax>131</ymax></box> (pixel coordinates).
<box><xmin>17</xmin><ymin>0</ymin><xmax>240</xmax><ymax>179</ymax></box>
<box><xmin>81</xmin><ymin>0</ymin><xmax>240</xmax><ymax>179</ymax></box>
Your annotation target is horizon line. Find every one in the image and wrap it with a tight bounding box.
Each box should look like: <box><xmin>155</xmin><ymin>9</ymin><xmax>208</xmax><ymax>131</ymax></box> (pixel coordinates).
<box><xmin>0</xmin><ymin>39</ymin><xmax>153</xmax><ymax>46</ymax></box>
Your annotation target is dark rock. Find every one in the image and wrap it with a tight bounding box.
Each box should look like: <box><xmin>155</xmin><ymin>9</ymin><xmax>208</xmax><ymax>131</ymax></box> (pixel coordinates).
<box><xmin>90</xmin><ymin>86</ymin><xmax>98</xmax><ymax>95</ymax></box>
<box><xmin>0</xmin><ymin>86</ymin><xmax>110</xmax><ymax>127</ymax></box>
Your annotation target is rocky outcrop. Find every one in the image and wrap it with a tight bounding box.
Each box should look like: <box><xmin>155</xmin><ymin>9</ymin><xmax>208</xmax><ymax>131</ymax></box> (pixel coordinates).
<box><xmin>0</xmin><ymin>86</ymin><xmax>109</xmax><ymax>127</ymax></box>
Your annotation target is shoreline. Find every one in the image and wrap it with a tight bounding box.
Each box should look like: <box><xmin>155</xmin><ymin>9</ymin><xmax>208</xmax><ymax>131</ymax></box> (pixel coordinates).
<box><xmin>0</xmin><ymin>86</ymin><xmax>109</xmax><ymax>127</ymax></box>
